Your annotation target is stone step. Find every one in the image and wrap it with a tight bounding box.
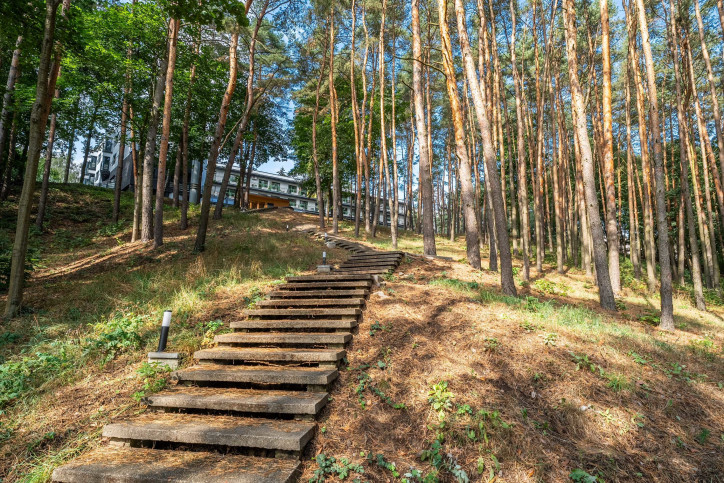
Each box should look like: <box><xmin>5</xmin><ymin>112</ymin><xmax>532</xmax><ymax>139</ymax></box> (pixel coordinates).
<box><xmin>243</xmin><ymin>308</ymin><xmax>362</xmax><ymax>318</ymax></box>
<box><xmin>195</xmin><ymin>347</ymin><xmax>346</xmax><ymax>363</ymax></box>
<box><xmin>52</xmin><ymin>446</ymin><xmax>300</xmax><ymax>483</ymax></box>
<box><xmin>348</xmin><ymin>251</ymin><xmax>403</xmax><ymax>258</ymax></box>
<box><xmin>145</xmin><ymin>387</ymin><xmax>328</xmax><ymax>415</ymax></box>
<box><xmin>231</xmin><ymin>319</ymin><xmax>357</xmax><ymax>330</ymax></box>
<box><xmin>335</xmin><ymin>269</ymin><xmax>391</xmax><ymax>274</ymax></box>
<box><xmin>215</xmin><ymin>332</ymin><xmax>352</xmax><ymax>346</ymax></box>
<box><xmin>102</xmin><ymin>413</ymin><xmax>314</xmax><ymax>453</ymax></box>
<box><xmin>286</xmin><ymin>274</ymin><xmax>373</xmax><ymax>282</ymax></box>
<box><xmin>255</xmin><ymin>298</ymin><xmax>364</xmax><ymax>308</ymax></box>
<box><xmin>269</xmin><ymin>289</ymin><xmax>368</xmax><ymax>298</ymax></box>
<box><xmin>338</xmin><ymin>262</ymin><xmax>398</xmax><ymax>269</ymax></box>
<box><xmin>173</xmin><ymin>364</ymin><xmax>338</xmax><ymax>386</ymax></box>
<box><xmin>280</xmin><ymin>281</ymin><xmax>372</xmax><ymax>290</ymax></box>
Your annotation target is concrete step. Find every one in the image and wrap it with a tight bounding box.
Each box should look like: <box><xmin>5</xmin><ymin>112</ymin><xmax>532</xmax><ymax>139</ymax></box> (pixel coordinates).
<box><xmin>335</xmin><ymin>269</ymin><xmax>391</xmax><ymax>274</ymax></box>
<box><xmin>255</xmin><ymin>298</ymin><xmax>365</xmax><ymax>308</ymax></box>
<box><xmin>145</xmin><ymin>387</ymin><xmax>328</xmax><ymax>415</ymax></box>
<box><xmin>173</xmin><ymin>364</ymin><xmax>338</xmax><ymax>386</ymax></box>
<box><xmin>231</xmin><ymin>319</ymin><xmax>357</xmax><ymax>330</ymax></box>
<box><xmin>194</xmin><ymin>347</ymin><xmax>346</xmax><ymax>363</ymax></box>
<box><xmin>52</xmin><ymin>446</ymin><xmax>300</xmax><ymax>483</ymax></box>
<box><xmin>286</xmin><ymin>274</ymin><xmax>373</xmax><ymax>282</ymax></box>
<box><xmin>338</xmin><ymin>263</ymin><xmax>398</xmax><ymax>269</ymax></box>
<box><xmin>348</xmin><ymin>251</ymin><xmax>403</xmax><ymax>258</ymax></box>
<box><xmin>102</xmin><ymin>413</ymin><xmax>314</xmax><ymax>452</ymax></box>
<box><xmin>269</xmin><ymin>289</ymin><xmax>368</xmax><ymax>298</ymax></box>
<box><xmin>243</xmin><ymin>308</ymin><xmax>362</xmax><ymax>318</ymax></box>
<box><xmin>280</xmin><ymin>281</ymin><xmax>372</xmax><ymax>290</ymax></box>
<box><xmin>215</xmin><ymin>332</ymin><xmax>352</xmax><ymax>346</ymax></box>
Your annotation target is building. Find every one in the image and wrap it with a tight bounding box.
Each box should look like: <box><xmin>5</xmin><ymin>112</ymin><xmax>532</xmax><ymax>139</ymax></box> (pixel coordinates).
<box><xmin>83</xmin><ymin>137</ymin><xmax>406</xmax><ymax>227</ymax></box>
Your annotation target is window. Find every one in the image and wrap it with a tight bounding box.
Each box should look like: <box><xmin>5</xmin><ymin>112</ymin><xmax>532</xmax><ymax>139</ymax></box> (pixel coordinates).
<box><xmin>259</xmin><ymin>179</ymin><xmax>268</xmax><ymax>189</ymax></box>
<box><xmin>300</xmin><ymin>201</ymin><xmax>308</xmax><ymax>210</ymax></box>
<box><xmin>226</xmin><ymin>189</ymin><xmax>235</xmax><ymax>200</ymax></box>
<box><xmin>288</xmin><ymin>185</ymin><xmax>298</xmax><ymax>194</ymax></box>
<box><xmin>214</xmin><ymin>172</ymin><xmax>224</xmax><ymax>183</ymax></box>
<box><xmin>289</xmin><ymin>200</ymin><xmax>296</xmax><ymax>207</ymax></box>
<box><xmin>271</xmin><ymin>182</ymin><xmax>280</xmax><ymax>191</ymax></box>
<box><xmin>230</xmin><ymin>175</ymin><xmax>239</xmax><ymax>185</ymax></box>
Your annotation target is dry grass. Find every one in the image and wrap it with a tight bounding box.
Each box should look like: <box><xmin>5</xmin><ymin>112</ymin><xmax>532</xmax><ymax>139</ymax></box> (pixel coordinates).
<box><xmin>0</xmin><ymin>185</ymin><xmax>347</xmax><ymax>482</ymax></box>
<box><xmin>300</xmin><ymin>228</ymin><xmax>724</xmax><ymax>482</ymax></box>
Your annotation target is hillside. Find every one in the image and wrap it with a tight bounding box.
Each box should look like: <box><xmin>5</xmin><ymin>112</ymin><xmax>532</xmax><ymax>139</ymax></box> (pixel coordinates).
<box><xmin>0</xmin><ymin>185</ymin><xmax>722</xmax><ymax>482</ymax></box>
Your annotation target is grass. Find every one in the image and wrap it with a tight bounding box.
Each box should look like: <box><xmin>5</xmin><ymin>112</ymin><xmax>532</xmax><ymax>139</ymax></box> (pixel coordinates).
<box><xmin>0</xmin><ymin>184</ymin><xmax>348</xmax><ymax>481</ymax></box>
<box><xmin>301</xmin><ymin>225</ymin><xmax>724</xmax><ymax>482</ymax></box>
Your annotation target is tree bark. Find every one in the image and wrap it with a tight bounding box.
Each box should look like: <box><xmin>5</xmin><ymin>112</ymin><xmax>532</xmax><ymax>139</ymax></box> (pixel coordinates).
<box><xmin>600</xmin><ymin>0</ymin><xmax>620</xmax><ymax>293</ymax></box>
<box><xmin>153</xmin><ymin>17</ymin><xmax>180</xmax><ymax>248</ymax></box>
<box><xmin>0</xmin><ymin>36</ymin><xmax>22</xmax><ymax>181</ymax></box>
<box><xmin>180</xmin><ymin>29</ymin><xmax>200</xmax><ymax>230</ymax></box>
<box><xmin>439</xmin><ymin>0</ymin><xmax>481</xmax><ymax>269</ymax></box>
<box><xmin>454</xmin><ymin>0</ymin><xmax>514</xmax><ymax>293</ymax></box>
<box><xmin>194</xmin><ymin>29</ymin><xmax>239</xmax><ymax>252</ymax></box>
<box><xmin>36</xmin><ymin>77</ymin><xmax>61</xmax><ymax>230</ymax></box>
<box><xmin>564</xmin><ymin>0</ymin><xmax>616</xmax><ymax>310</ymax></box>
<box><xmin>412</xmin><ymin>0</ymin><xmax>436</xmax><ymax>255</ymax></box>
<box><xmin>79</xmin><ymin>105</ymin><xmax>99</xmax><ymax>184</ymax></box>
<box><xmin>329</xmin><ymin>8</ymin><xmax>340</xmax><ymax>234</ymax></box>
<box><xmin>5</xmin><ymin>0</ymin><xmax>64</xmax><ymax>318</ymax></box>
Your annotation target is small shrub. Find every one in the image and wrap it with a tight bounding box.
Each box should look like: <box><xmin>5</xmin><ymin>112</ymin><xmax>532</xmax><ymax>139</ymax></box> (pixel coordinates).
<box><xmin>132</xmin><ymin>362</ymin><xmax>172</xmax><ymax>401</ymax></box>
<box><xmin>428</xmin><ymin>381</ymin><xmax>454</xmax><ymax>419</ymax></box>
<box><xmin>533</xmin><ymin>279</ymin><xmax>569</xmax><ymax>296</ymax></box>
<box><xmin>84</xmin><ymin>313</ymin><xmax>146</xmax><ymax>364</ymax></box>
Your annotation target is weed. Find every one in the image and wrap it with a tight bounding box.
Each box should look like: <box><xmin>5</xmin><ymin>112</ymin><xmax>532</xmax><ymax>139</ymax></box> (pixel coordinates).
<box><xmin>0</xmin><ymin>332</ymin><xmax>21</xmax><ymax>347</ymax></box>
<box><xmin>690</xmin><ymin>335</ymin><xmax>716</xmax><ymax>361</ymax></box>
<box><xmin>541</xmin><ymin>332</ymin><xmax>558</xmax><ymax>346</ymax></box>
<box><xmin>483</xmin><ymin>338</ymin><xmax>500</xmax><ymax>352</ymax></box>
<box><xmin>606</xmin><ymin>373</ymin><xmax>630</xmax><ymax>392</ymax></box>
<box><xmin>695</xmin><ymin>428</ymin><xmax>710</xmax><ymax>445</ymax></box>
<box><xmin>639</xmin><ymin>310</ymin><xmax>660</xmax><ymax>325</ymax></box>
<box><xmin>84</xmin><ymin>313</ymin><xmax>146</xmax><ymax>365</ymax></box>
<box><xmin>428</xmin><ymin>381</ymin><xmax>454</xmax><ymax>419</ymax></box>
<box><xmin>520</xmin><ymin>321</ymin><xmax>541</xmax><ymax>332</ymax></box>
<box><xmin>628</xmin><ymin>351</ymin><xmax>650</xmax><ymax>365</ymax></box>
<box><xmin>369</xmin><ymin>321</ymin><xmax>384</xmax><ymax>336</ymax></box>
<box><xmin>368</xmin><ymin>453</ymin><xmax>400</xmax><ymax>478</ymax></box>
<box><xmin>131</xmin><ymin>362</ymin><xmax>172</xmax><ymax>401</ymax></box>
<box><xmin>570</xmin><ymin>468</ymin><xmax>602</xmax><ymax>482</ymax></box>
<box><xmin>201</xmin><ymin>320</ymin><xmax>227</xmax><ymax>346</ymax></box>
<box><xmin>309</xmin><ymin>454</ymin><xmax>364</xmax><ymax>482</ymax></box>
<box><xmin>533</xmin><ymin>279</ymin><xmax>570</xmax><ymax>296</ymax></box>
<box><xmin>420</xmin><ymin>440</ymin><xmax>469</xmax><ymax>483</ymax></box>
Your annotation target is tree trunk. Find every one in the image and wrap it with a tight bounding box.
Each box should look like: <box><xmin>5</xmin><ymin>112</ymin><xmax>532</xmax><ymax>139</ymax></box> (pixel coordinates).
<box><xmin>454</xmin><ymin>0</ymin><xmax>515</xmax><ymax>294</ymax></box>
<box><xmin>79</xmin><ymin>105</ymin><xmax>99</xmax><ymax>184</ymax></box>
<box><xmin>624</xmin><ymin>62</ymin><xmax>641</xmax><ymax>278</ymax></box>
<box><xmin>439</xmin><ymin>0</ymin><xmax>481</xmax><ymax>269</ymax></box>
<box><xmin>141</xmin><ymin>55</ymin><xmax>168</xmax><ymax>242</ymax></box>
<box><xmin>194</xmin><ymin>29</ymin><xmax>239</xmax><ymax>252</ymax></box>
<box><xmin>36</xmin><ymin>78</ymin><xmax>60</xmax><ymax>230</ymax></box>
<box><xmin>329</xmin><ymin>9</ymin><xmax>340</xmax><ymax>234</ymax></box>
<box><xmin>564</xmin><ymin>0</ymin><xmax>616</xmax><ymax>310</ymax></box>
<box><xmin>5</xmin><ymin>0</ymin><xmax>63</xmax><ymax>318</ymax></box>
<box><xmin>312</xmin><ymin>34</ymin><xmax>328</xmax><ymax>229</ymax></box>
<box><xmin>153</xmin><ymin>17</ymin><xmax>179</xmax><ymax>248</ymax></box>
<box><xmin>509</xmin><ymin>0</ymin><xmax>530</xmax><ymax>281</ymax></box>
<box><xmin>600</xmin><ymin>0</ymin><xmax>620</xmax><ymax>293</ymax></box>
<box><xmin>0</xmin><ymin>36</ymin><xmax>22</xmax><ymax>181</ymax></box>
<box><xmin>412</xmin><ymin>0</ymin><xmax>436</xmax><ymax>255</ymax></box>
<box><xmin>180</xmin><ymin>29</ymin><xmax>200</xmax><ymax>230</ymax></box>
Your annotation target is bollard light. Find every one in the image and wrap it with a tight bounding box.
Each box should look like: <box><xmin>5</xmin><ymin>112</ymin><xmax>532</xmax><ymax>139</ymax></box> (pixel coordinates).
<box><xmin>323</xmin><ymin>251</ymin><xmax>327</xmax><ymax>265</ymax></box>
<box><xmin>286</xmin><ymin>224</ymin><xmax>289</xmax><ymax>231</ymax></box>
<box><xmin>157</xmin><ymin>310</ymin><xmax>172</xmax><ymax>352</ymax></box>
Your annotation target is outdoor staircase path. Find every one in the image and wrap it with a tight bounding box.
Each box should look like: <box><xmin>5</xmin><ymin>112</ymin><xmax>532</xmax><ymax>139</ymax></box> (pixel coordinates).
<box><xmin>52</xmin><ymin>229</ymin><xmax>404</xmax><ymax>482</ymax></box>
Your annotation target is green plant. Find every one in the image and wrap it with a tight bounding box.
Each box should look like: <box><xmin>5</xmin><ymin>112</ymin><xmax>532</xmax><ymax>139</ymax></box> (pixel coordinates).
<box><xmin>132</xmin><ymin>362</ymin><xmax>172</xmax><ymax>401</ymax></box>
<box><xmin>309</xmin><ymin>454</ymin><xmax>364</xmax><ymax>482</ymax></box>
<box><xmin>606</xmin><ymin>373</ymin><xmax>630</xmax><ymax>392</ymax></box>
<box><xmin>541</xmin><ymin>332</ymin><xmax>558</xmax><ymax>346</ymax></box>
<box><xmin>639</xmin><ymin>310</ymin><xmax>660</xmax><ymax>325</ymax></box>
<box><xmin>201</xmin><ymin>319</ymin><xmax>227</xmax><ymax>346</ymax></box>
<box><xmin>369</xmin><ymin>321</ymin><xmax>383</xmax><ymax>336</ymax></box>
<box><xmin>628</xmin><ymin>351</ymin><xmax>649</xmax><ymax>365</ymax></box>
<box><xmin>420</xmin><ymin>440</ymin><xmax>469</xmax><ymax>483</ymax></box>
<box><xmin>570</xmin><ymin>468</ymin><xmax>601</xmax><ymax>482</ymax></box>
<box><xmin>520</xmin><ymin>321</ymin><xmax>541</xmax><ymax>332</ymax></box>
<box><xmin>428</xmin><ymin>381</ymin><xmax>454</xmax><ymax>419</ymax></box>
<box><xmin>84</xmin><ymin>313</ymin><xmax>146</xmax><ymax>365</ymax></box>
<box><xmin>368</xmin><ymin>453</ymin><xmax>400</xmax><ymax>478</ymax></box>
<box><xmin>483</xmin><ymin>338</ymin><xmax>500</xmax><ymax>352</ymax></box>
<box><xmin>533</xmin><ymin>279</ymin><xmax>569</xmax><ymax>296</ymax></box>
<box><xmin>695</xmin><ymin>428</ymin><xmax>711</xmax><ymax>445</ymax></box>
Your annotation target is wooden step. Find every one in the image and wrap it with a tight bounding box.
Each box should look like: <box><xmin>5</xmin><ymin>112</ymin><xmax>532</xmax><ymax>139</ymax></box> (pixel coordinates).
<box><xmin>231</xmin><ymin>319</ymin><xmax>357</xmax><ymax>330</ymax></box>
<box><xmin>269</xmin><ymin>289</ymin><xmax>368</xmax><ymax>298</ymax></box>
<box><xmin>194</xmin><ymin>347</ymin><xmax>346</xmax><ymax>363</ymax></box>
<box><xmin>145</xmin><ymin>387</ymin><xmax>328</xmax><ymax>415</ymax></box>
<box><xmin>286</xmin><ymin>274</ymin><xmax>373</xmax><ymax>282</ymax></box>
<box><xmin>52</xmin><ymin>446</ymin><xmax>300</xmax><ymax>483</ymax></box>
<box><xmin>103</xmin><ymin>413</ymin><xmax>315</xmax><ymax>452</ymax></box>
<box><xmin>243</xmin><ymin>308</ymin><xmax>361</xmax><ymax>318</ymax></box>
<box><xmin>255</xmin><ymin>298</ymin><xmax>364</xmax><ymax>308</ymax></box>
<box><xmin>215</xmin><ymin>332</ymin><xmax>352</xmax><ymax>346</ymax></box>
<box><xmin>280</xmin><ymin>281</ymin><xmax>372</xmax><ymax>290</ymax></box>
<box><xmin>173</xmin><ymin>364</ymin><xmax>338</xmax><ymax>386</ymax></box>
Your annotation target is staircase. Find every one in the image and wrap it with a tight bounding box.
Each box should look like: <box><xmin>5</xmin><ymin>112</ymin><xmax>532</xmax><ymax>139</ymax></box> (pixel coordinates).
<box><xmin>53</xmin><ymin>231</ymin><xmax>404</xmax><ymax>482</ymax></box>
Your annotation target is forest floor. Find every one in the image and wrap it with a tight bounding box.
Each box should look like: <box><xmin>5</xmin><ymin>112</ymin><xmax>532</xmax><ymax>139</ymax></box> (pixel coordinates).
<box><xmin>0</xmin><ymin>187</ymin><xmax>722</xmax><ymax>482</ymax></box>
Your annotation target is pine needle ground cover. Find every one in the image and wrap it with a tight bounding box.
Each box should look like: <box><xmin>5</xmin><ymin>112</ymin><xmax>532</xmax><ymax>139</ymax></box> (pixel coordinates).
<box><xmin>302</xmin><ymin>228</ymin><xmax>724</xmax><ymax>482</ymax></box>
<box><xmin>0</xmin><ymin>184</ymin><xmax>347</xmax><ymax>481</ymax></box>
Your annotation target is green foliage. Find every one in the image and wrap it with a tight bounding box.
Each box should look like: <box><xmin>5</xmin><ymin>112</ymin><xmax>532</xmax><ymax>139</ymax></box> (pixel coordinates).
<box><xmin>420</xmin><ymin>440</ymin><xmax>469</xmax><ymax>483</ymax></box>
<box><xmin>428</xmin><ymin>381</ymin><xmax>454</xmax><ymax>418</ymax></box>
<box><xmin>131</xmin><ymin>362</ymin><xmax>172</xmax><ymax>401</ymax></box>
<box><xmin>533</xmin><ymin>279</ymin><xmax>569</xmax><ymax>296</ymax></box>
<box><xmin>354</xmin><ymin>370</ymin><xmax>405</xmax><ymax>410</ymax></box>
<box><xmin>84</xmin><ymin>313</ymin><xmax>146</xmax><ymax>365</ymax></box>
<box><xmin>570</xmin><ymin>468</ymin><xmax>602</xmax><ymax>482</ymax></box>
<box><xmin>368</xmin><ymin>452</ymin><xmax>400</xmax><ymax>478</ymax></box>
<box><xmin>309</xmin><ymin>454</ymin><xmax>364</xmax><ymax>482</ymax></box>
<box><xmin>541</xmin><ymin>332</ymin><xmax>558</xmax><ymax>346</ymax></box>
<box><xmin>428</xmin><ymin>277</ymin><xmax>480</xmax><ymax>292</ymax></box>
<box><xmin>0</xmin><ymin>348</ymin><xmax>72</xmax><ymax>410</ymax></box>
<box><xmin>695</xmin><ymin>428</ymin><xmax>711</xmax><ymax>445</ymax></box>
<box><xmin>201</xmin><ymin>319</ymin><xmax>227</xmax><ymax>346</ymax></box>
